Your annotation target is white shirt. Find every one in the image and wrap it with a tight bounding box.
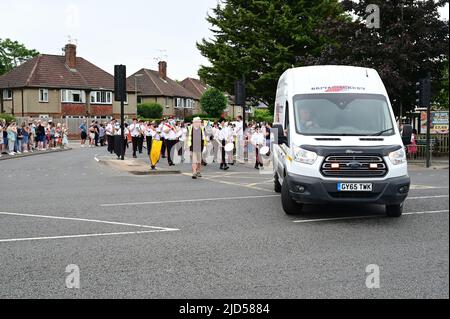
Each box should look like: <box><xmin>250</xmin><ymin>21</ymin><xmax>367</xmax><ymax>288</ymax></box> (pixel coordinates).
<box><xmin>106</xmin><ymin>123</ymin><xmax>114</xmax><ymax>136</ymax></box>
<box><xmin>251</xmin><ymin>132</ymin><xmax>265</xmax><ymax>147</ymax></box>
<box><xmin>218</xmin><ymin>126</ymin><xmax>229</xmax><ymax>141</ymax></box>
<box><xmin>235</xmin><ymin>121</ymin><xmax>243</xmax><ymax>137</ymax></box>
<box><xmin>129</xmin><ymin>123</ymin><xmax>141</xmax><ymax>137</ymax></box>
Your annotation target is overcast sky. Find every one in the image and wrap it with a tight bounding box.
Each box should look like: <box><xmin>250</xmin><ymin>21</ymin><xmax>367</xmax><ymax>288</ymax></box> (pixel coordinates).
<box><xmin>1</xmin><ymin>0</ymin><xmax>448</xmax><ymax>81</ymax></box>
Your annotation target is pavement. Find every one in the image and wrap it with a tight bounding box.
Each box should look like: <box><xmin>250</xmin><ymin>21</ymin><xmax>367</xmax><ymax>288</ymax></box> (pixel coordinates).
<box><xmin>0</xmin><ymin>146</ymin><xmax>448</xmax><ymax>299</ymax></box>
<box><xmin>0</xmin><ymin>147</ymin><xmax>72</xmax><ymax>161</ymax></box>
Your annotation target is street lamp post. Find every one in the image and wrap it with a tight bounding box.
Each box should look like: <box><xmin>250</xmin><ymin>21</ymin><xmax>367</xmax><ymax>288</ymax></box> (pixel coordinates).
<box><xmin>134</xmin><ymin>74</ymin><xmax>143</xmax><ymax>106</ymax></box>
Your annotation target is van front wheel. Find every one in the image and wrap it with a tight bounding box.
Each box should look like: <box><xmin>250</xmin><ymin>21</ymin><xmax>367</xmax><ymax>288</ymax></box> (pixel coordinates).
<box><xmin>281</xmin><ymin>177</ymin><xmax>303</xmax><ymax>215</ymax></box>
<box><xmin>274</xmin><ymin>174</ymin><xmax>282</xmax><ymax>193</ymax></box>
<box><xmin>386</xmin><ymin>202</ymin><xmax>404</xmax><ymax>218</ymax></box>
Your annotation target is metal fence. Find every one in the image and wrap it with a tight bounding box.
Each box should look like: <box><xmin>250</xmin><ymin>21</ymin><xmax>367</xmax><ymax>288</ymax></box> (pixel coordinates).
<box><xmin>408</xmin><ymin>134</ymin><xmax>449</xmax><ymax>161</ymax></box>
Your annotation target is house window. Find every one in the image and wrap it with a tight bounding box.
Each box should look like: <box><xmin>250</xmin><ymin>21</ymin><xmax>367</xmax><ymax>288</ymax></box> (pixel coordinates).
<box><xmin>2</xmin><ymin>89</ymin><xmax>12</xmax><ymax>100</ymax></box>
<box><xmin>186</xmin><ymin>99</ymin><xmax>193</xmax><ymax>109</ymax></box>
<box><xmin>39</xmin><ymin>89</ymin><xmax>49</xmax><ymax>102</ymax></box>
<box><xmin>90</xmin><ymin>91</ymin><xmax>112</xmax><ymax>104</ymax></box>
<box><xmin>61</xmin><ymin>90</ymin><xmax>85</xmax><ymax>103</ymax></box>
<box><xmin>175</xmin><ymin>98</ymin><xmax>183</xmax><ymax>108</ymax></box>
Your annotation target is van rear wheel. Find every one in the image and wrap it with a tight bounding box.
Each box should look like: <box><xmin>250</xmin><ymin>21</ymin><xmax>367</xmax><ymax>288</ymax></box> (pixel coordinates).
<box><xmin>386</xmin><ymin>202</ymin><xmax>404</xmax><ymax>218</ymax></box>
<box><xmin>281</xmin><ymin>177</ymin><xmax>303</xmax><ymax>215</ymax></box>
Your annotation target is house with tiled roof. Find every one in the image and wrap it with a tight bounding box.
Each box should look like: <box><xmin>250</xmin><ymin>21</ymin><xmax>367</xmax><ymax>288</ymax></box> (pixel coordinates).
<box><xmin>0</xmin><ymin>43</ymin><xmax>137</xmax><ymax>119</ymax></box>
<box><xmin>180</xmin><ymin>77</ymin><xmax>243</xmax><ymax>119</ymax></box>
<box><xmin>129</xmin><ymin>62</ymin><xmax>200</xmax><ymax>119</ymax></box>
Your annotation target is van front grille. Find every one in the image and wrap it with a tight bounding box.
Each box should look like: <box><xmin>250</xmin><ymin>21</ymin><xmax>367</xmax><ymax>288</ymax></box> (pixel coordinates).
<box><xmin>321</xmin><ymin>155</ymin><xmax>388</xmax><ymax>178</ymax></box>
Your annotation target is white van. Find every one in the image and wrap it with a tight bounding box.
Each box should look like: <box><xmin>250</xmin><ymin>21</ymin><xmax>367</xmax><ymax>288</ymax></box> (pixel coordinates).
<box><xmin>272</xmin><ymin>65</ymin><xmax>410</xmax><ymax>217</ymax></box>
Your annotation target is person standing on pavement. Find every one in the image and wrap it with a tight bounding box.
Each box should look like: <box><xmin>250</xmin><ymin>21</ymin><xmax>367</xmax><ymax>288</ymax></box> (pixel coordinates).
<box><xmin>106</xmin><ymin>119</ymin><xmax>115</xmax><ymax>154</ymax></box>
<box><xmin>188</xmin><ymin>117</ymin><xmax>208</xmax><ymax>179</ymax></box>
<box><xmin>79</xmin><ymin>120</ymin><xmax>88</xmax><ymax>148</ymax></box>
<box><xmin>99</xmin><ymin>123</ymin><xmax>106</xmax><ymax>147</ymax></box>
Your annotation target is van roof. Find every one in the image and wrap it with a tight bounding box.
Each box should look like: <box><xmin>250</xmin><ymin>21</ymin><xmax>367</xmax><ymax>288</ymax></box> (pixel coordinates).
<box><xmin>283</xmin><ymin>65</ymin><xmax>388</xmax><ymax>96</ymax></box>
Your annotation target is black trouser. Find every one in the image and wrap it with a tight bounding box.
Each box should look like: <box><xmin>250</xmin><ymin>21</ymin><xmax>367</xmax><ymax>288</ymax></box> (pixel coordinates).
<box><xmin>221</xmin><ymin>140</ymin><xmax>227</xmax><ymax>166</ymax></box>
<box><xmin>107</xmin><ymin>135</ymin><xmax>114</xmax><ymax>153</ymax></box>
<box><xmin>146</xmin><ymin>136</ymin><xmax>152</xmax><ymax>155</ymax></box>
<box><xmin>255</xmin><ymin>147</ymin><xmax>263</xmax><ymax>166</ymax></box>
<box><xmin>166</xmin><ymin>139</ymin><xmax>177</xmax><ymax>165</ymax></box>
<box><xmin>131</xmin><ymin>136</ymin><xmax>139</xmax><ymax>157</ymax></box>
<box><xmin>138</xmin><ymin>135</ymin><xmax>144</xmax><ymax>153</ymax></box>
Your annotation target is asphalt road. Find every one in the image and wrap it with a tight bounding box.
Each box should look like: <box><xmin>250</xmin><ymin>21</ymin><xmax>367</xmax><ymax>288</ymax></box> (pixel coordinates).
<box><xmin>0</xmin><ymin>147</ymin><xmax>448</xmax><ymax>299</ymax></box>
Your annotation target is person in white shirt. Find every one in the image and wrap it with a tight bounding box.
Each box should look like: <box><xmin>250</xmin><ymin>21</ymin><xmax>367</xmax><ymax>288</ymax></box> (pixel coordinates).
<box><xmin>163</xmin><ymin>120</ymin><xmax>178</xmax><ymax>166</ymax></box>
<box><xmin>251</xmin><ymin>124</ymin><xmax>265</xmax><ymax>169</ymax></box>
<box><xmin>129</xmin><ymin>118</ymin><xmax>141</xmax><ymax>158</ymax></box>
<box><xmin>145</xmin><ymin>122</ymin><xmax>155</xmax><ymax>156</ymax></box>
<box><xmin>235</xmin><ymin>116</ymin><xmax>244</xmax><ymax>161</ymax></box>
<box><xmin>218</xmin><ymin>120</ymin><xmax>230</xmax><ymax>170</ymax></box>
<box><xmin>106</xmin><ymin>119</ymin><xmax>115</xmax><ymax>154</ymax></box>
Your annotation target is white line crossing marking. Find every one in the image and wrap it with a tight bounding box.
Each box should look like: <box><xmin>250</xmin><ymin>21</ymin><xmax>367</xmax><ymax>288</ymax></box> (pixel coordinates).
<box><xmin>293</xmin><ymin>210</ymin><xmax>449</xmax><ymax>224</ymax></box>
<box><xmin>0</xmin><ymin>211</ymin><xmax>179</xmax><ymax>243</ymax></box>
<box><xmin>101</xmin><ymin>195</ymin><xmax>280</xmax><ymax>207</ymax></box>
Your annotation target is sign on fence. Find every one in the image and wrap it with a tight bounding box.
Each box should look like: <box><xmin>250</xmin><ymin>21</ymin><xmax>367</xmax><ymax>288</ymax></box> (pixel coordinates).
<box><xmin>421</xmin><ymin>111</ymin><xmax>449</xmax><ymax>134</ymax></box>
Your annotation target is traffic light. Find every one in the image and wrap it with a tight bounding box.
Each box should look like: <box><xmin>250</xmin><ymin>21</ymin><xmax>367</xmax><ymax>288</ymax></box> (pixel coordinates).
<box><xmin>234</xmin><ymin>80</ymin><xmax>246</xmax><ymax>106</ymax></box>
<box><xmin>114</xmin><ymin>65</ymin><xmax>127</xmax><ymax>102</ymax></box>
<box><xmin>415</xmin><ymin>78</ymin><xmax>432</xmax><ymax>107</ymax></box>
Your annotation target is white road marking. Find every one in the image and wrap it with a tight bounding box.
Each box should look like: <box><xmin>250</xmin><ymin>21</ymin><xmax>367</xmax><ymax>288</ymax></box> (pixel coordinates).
<box><xmin>0</xmin><ymin>230</ymin><xmax>175</xmax><ymax>244</ymax></box>
<box><xmin>410</xmin><ymin>185</ymin><xmax>449</xmax><ymax>190</ymax></box>
<box><xmin>0</xmin><ymin>211</ymin><xmax>179</xmax><ymax>243</ymax></box>
<box><xmin>407</xmin><ymin>195</ymin><xmax>449</xmax><ymax>200</ymax></box>
<box><xmin>293</xmin><ymin>210</ymin><xmax>449</xmax><ymax>224</ymax></box>
<box><xmin>0</xmin><ymin>211</ymin><xmax>178</xmax><ymax>231</ymax></box>
<box><xmin>101</xmin><ymin>195</ymin><xmax>280</xmax><ymax>207</ymax></box>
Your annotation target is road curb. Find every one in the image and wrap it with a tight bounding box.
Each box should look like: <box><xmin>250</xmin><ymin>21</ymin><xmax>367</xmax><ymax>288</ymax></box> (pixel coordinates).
<box><xmin>0</xmin><ymin>148</ymin><xmax>72</xmax><ymax>161</ymax></box>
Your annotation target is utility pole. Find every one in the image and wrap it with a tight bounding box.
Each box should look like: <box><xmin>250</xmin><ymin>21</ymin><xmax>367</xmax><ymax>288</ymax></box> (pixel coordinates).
<box><xmin>416</xmin><ymin>74</ymin><xmax>432</xmax><ymax>168</ymax></box>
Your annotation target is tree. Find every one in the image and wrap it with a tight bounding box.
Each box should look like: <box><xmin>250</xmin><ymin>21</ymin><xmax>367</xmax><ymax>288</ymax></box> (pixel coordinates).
<box><xmin>0</xmin><ymin>38</ymin><xmax>39</xmax><ymax>76</ymax></box>
<box><xmin>252</xmin><ymin>108</ymin><xmax>273</xmax><ymax>123</ymax></box>
<box><xmin>137</xmin><ymin>103</ymin><xmax>163</xmax><ymax>119</ymax></box>
<box><xmin>200</xmin><ymin>88</ymin><xmax>228</xmax><ymax>118</ymax></box>
<box><xmin>434</xmin><ymin>61</ymin><xmax>449</xmax><ymax>110</ymax></box>
<box><xmin>197</xmin><ymin>0</ymin><xmax>346</xmax><ymax>113</ymax></box>
<box><xmin>299</xmin><ymin>0</ymin><xmax>449</xmax><ymax>115</ymax></box>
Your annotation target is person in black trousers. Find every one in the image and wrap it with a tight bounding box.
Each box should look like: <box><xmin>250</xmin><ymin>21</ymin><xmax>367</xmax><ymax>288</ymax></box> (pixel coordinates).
<box><xmin>137</xmin><ymin>120</ymin><xmax>145</xmax><ymax>154</ymax></box>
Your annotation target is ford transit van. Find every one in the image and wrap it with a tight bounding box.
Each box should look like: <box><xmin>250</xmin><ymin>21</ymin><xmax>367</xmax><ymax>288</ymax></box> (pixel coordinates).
<box><xmin>272</xmin><ymin>65</ymin><xmax>410</xmax><ymax>217</ymax></box>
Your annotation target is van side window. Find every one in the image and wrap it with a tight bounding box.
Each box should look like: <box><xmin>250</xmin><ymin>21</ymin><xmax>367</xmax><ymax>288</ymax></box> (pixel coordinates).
<box><xmin>284</xmin><ymin>102</ymin><xmax>290</xmax><ymax>146</ymax></box>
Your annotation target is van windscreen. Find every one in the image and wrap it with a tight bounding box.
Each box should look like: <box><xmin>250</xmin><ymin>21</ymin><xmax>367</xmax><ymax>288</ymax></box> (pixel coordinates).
<box><xmin>293</xmin><ymin>93</ymin><xmax>395</xmax><ymax>136</ymax></box>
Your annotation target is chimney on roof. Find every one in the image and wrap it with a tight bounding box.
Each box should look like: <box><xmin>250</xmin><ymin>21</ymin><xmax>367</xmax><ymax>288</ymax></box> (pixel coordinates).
<box><xmin>158</xmin><ymin>61</ymin><xmax>167</xmax><ymax>80</ymax></box>
<box><xmin>64</xmin><ymin>43</ymin><xmax>77</xmax><ymax>69</ymax></box>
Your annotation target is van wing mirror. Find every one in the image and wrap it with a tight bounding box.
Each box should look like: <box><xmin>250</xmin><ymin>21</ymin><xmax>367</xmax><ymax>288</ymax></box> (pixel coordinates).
<box><xmin>272</xmin><ymin>124</ymin><xmax>287</xmax><ymax>145</ymax></box>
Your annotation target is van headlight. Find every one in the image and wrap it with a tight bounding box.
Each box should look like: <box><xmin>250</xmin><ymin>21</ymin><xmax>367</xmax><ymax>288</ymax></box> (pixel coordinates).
<box><xmin>292</xmin><ymin>146</ymin><xmax>318</xmax><ymax>165</ymax></box>
<box><xmin>388</xmin><ymin>148</ymin><xmax>407</xmax><ymax>165</ymax></box>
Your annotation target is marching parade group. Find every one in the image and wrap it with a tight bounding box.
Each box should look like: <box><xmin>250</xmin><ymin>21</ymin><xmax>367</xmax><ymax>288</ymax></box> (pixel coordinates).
<box><xmin>97</xmin><ymin>116</ymin><xmax>272</xmax><ymax>179</ymax></box>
